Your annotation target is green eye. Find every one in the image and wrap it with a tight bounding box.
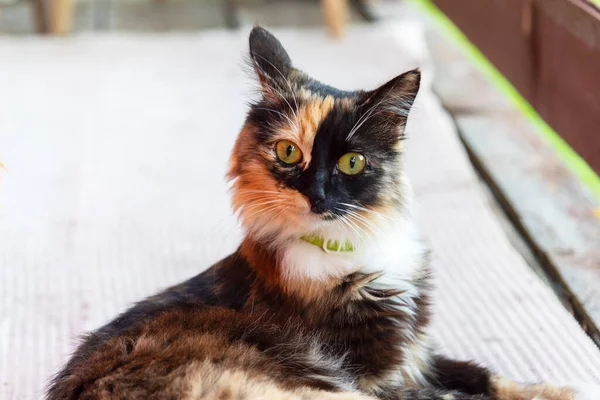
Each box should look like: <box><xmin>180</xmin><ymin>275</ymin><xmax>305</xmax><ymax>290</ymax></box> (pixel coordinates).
<box><xmin>276</xmin><ymin>140</ymin><xmax>303</xmax><ymax>164</ymax></box>
<box><xmin>338</xmin><ymin>152</ymin><xmax>366</xmax><ymax>175</ymax></box>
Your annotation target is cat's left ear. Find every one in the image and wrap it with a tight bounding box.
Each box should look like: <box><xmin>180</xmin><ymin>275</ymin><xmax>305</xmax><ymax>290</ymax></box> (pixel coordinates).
<box><xmin>248</xmin><ymin>26</ymin><xmax>293</xmax><ymax>100</ymax></box>
<box><xmin>359</xmin><ymin>69</ymin><xmax>421</xmax><ymax>123</ymax></box>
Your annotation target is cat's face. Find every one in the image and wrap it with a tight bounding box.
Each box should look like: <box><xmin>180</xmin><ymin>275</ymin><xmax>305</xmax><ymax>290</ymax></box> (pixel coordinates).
<box><xmin>229</xmin><ymin>27</ymin><xmax>420</xmax><ymax>244</ymax></box>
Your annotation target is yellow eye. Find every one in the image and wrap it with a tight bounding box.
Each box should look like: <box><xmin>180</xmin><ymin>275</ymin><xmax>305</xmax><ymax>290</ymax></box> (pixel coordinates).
<box><xmin>276</xmin><ymin>140</ymin><xmax>303</xmax><ymax>164</ymax></box>
<box><xmin>338</xmin><ymin>152</ymin><xmax>366</xmax><ymax>175</ymax></box>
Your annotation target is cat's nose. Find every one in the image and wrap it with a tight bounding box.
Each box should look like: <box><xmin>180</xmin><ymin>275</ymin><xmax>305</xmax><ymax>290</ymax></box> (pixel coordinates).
<box><xmin>310</xmin><ymin>196</ymin><xmax>327</xmax><ymax>214</ymax></box>
<box><xmin>306</xmin><ymin>186</ymin><xmax>327</xmax><ymax>214</ymax></box>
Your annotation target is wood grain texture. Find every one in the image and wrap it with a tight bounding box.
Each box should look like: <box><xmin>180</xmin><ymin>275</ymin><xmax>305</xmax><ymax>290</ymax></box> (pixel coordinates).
<box><xmin>50</xmin><ymin>0</ymin><xmax>73</xmax><ymax>34</ymax></box>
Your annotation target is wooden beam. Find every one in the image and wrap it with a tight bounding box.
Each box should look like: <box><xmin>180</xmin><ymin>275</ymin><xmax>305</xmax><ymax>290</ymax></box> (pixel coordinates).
<box><xmin>31</xmin><ymin>0</ymin><xmax>49</xmax><ymax>33</ymax></box>
<box><xmin>50</xmin><ymin>0</ymin><xmax>73</xmax><ymax>34</ymax></box>
<box><xmin>322</xmin><ymin>0</ymin><xmax>348</xmax><ymax>37</ymax></box>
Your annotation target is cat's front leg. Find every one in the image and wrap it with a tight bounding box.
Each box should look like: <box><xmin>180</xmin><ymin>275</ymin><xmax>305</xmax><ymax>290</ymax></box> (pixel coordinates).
<box><xmin>426</xmin><ymin>355</ymin><xmax>600</xmax><ymax>400</ymax></box>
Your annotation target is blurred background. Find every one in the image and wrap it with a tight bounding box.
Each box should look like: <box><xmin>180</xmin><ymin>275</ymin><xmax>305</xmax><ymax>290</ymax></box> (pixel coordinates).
<box><xmin>2</xmin><ymin>0</ymin><xmax>600</xmax><ymax>399</ymax></box>
<box><xmin>1</xmin><ymin>0</ymin><xmax>396</xmax><ymax>34</ymax></box>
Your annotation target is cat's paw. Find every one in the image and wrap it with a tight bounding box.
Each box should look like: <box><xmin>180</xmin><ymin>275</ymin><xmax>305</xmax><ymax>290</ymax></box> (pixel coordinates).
<box><xmin>571</xmin><ymin>383</ymin><xmax>600</xmax><ymax>400</ymax></box>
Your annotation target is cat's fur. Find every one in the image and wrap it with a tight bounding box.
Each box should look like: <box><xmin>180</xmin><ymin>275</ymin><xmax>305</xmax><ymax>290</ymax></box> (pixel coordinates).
<box><xmin>47</xmin><ymin>27</ymin><xmax>599</xmax><ymax>400</ymax></box>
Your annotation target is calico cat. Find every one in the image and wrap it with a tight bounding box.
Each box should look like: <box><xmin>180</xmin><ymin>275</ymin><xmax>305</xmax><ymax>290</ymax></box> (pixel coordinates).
<box><xmin>47</xmin><ymin>27</ymin><xmax>599</xmax><ymax>400</ymax></box>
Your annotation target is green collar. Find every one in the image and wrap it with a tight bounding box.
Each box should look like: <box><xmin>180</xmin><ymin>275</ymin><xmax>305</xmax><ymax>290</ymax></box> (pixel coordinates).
<box><xmin>301</xmin><ymin>234</ymin><xmax>355</xmax><ymax>253</ymax></box>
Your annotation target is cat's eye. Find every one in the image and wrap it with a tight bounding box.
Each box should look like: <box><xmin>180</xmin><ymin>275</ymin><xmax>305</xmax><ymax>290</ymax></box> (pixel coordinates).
<box><xmin>338</xmin><ymin>152</ymin><xmax>366</xmax><ymax>175</ymax></box>
<box><xmin>276</xmin><ymin>140</ymin><xmax>303</xmax><ymax>164</ymax></box>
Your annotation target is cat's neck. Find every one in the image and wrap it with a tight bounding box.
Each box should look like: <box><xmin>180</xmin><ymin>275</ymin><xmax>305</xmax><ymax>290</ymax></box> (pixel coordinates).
<box><xmin>239</xmin><ymin>209</ymin><xmax>428</xmax><ymax>302</ymax></box>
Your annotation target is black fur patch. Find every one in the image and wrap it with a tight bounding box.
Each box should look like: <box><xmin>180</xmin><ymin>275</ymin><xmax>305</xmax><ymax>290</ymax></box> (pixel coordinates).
<box><xmin>427</xmin><ymin>356</ymin><xmax>493</xmax><ymax>396</ymax></box>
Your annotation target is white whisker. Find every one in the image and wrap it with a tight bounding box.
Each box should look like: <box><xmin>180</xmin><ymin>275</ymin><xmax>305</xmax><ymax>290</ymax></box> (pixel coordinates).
<box><xmin>339</xmin><ymin>202</ymin><xmax>392</xmax><ymax>221</ymax></box>
<box><xmin>343</xmin><ymin>211</ymin><xmax>378</xmax><ymax>237</ymax></box>
<box><xmin>242</xmin><ymin>203</ymin><xmax>282</xmax><ymax>221</ymax></box>
<box><xmin>237</xmin><ymin>189</ymin><xmax>281</xmax><ymax>195</ymax></box>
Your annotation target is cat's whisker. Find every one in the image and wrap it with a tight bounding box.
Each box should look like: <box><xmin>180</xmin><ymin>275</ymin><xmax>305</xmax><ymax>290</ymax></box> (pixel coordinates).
<box><xmin>334</xmin><ymin>209</ymin><xmax>368</xmax><ymax>240</ymax></box>
<box><xmin>236</xmin><ymin>189</ymin><xmax>281</xmax><ymax>195</ymax></box>
<box><xmin>237</xmin><ymin>199</ymin><xmax>280</xmax><ymax>209</ymax></box>
<box><xmin>237</xmin><ymin>188</ymin><xmax>280</xmax><ymax>193</ymax></box>
<box><xmin>243</xmin><ymin>198</ymin><xmax>283</xmax><ymax>206</ymax></box>
<box><xmin>338</xmin><ymin>218</ymin><xmax>362</xmax><ymax>241</ymax></box>
<box><xmin>338</xmin><ymin>202</ymin><xmax>392</xmax><ymax>222</ymax></box>
<box><xmin>344</xmin><ymin>214</ymin><xmax>377</xmax><ymax>238</ymax></box>
<box><xmin>335</xmin><ymin>207</ymin><xmax>374</xmax><ymax>228</ymax></box>
<box><xmin>242</xmin><ymin>203</ymin><xmax>283</xmax><ymax>221</ymax></box>
<box><xmin>339</xmin><ymin>208</ymin><xmax>382</xmax><ymax>238</ymax></box>
<box><xmin>345</xmin><ymin>217</ymin><xmax>370</xmax><ymax>241</ymax></box>
<box><xmin>338</xmin><ymin>202</ymin><xmax>372</xmax><ymax>213</ymax></box>
<box><xmin>345</xmin><ymin>210</ymin><xmax>378</xmax><ymax>231</ymax></box>
<box><xmin>242</xmin><ymin>205</ymin><xmax>282</xmax><ymax>216</ymax></box>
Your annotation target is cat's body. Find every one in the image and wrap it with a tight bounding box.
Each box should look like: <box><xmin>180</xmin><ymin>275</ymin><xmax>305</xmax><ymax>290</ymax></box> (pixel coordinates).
<box><xmin>48</xmin><ymin>217</ymin><xmax>437</xmax><ymax>399</ymax></box>
<box><xmin>48</xmin><ymin>27</ymin><xmax>599</xmax><ymax>400</ymax></box>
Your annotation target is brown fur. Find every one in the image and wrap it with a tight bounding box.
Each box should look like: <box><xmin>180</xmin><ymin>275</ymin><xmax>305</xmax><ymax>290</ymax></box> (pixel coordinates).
<box><xmin>228</xmin><ymin>123</ymin><xmax>310</xmax><ymax>233</ymax></box>
<box><xmin>185</xmin><ymin>363</ymin><xmax>377</xmax><ymax>400</ymax></box>
<box><xmin>490</xmin><ymin>376</ymin><xmax>575</xmax><ymax>400</ymax></box>
<box><xmin>296</xmin><ymin>95</ymin><xmax>336</xmax><ymax>167</ymax></box>
<box><xmin>51</xmin><ymin>307</ymin><xmax>352</xmax><ymax>399</ymax></box>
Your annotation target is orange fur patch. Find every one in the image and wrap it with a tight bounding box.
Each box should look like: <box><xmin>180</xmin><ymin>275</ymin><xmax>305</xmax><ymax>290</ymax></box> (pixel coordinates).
<box><xmin>491</xmin><ymin>375</ymin><xmax>575</xmax><ymax>400</ymax></box>
<box><xmin>184</xmin><ymin>360</ymin><xmax>377</xmax><ymax>400</ymax></box>
<box><xmin>240</xmin><ymin>238</ymin><xmax>281</xmax><ymax>288</ymax></box>
<box><xmin>228</xmin><ymin>125</ymin><xmax>310</xmax><ymax>238</ymax></box>
<box><xmin>295</xmin><ymin>95</ymin><xmax>335</xmax><ymax>169</ymax></box>
<box><xmin>228</xmin><ymin>96</ymin><xmax>337</xmax><ymax>239</ymax></box>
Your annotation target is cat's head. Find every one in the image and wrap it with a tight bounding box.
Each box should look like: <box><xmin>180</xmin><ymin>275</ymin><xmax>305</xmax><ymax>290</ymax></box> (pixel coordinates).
<box><xmin>228</xmin><ymin>27</ymin><xmax>420</xmax><ymax>247</ymax></box>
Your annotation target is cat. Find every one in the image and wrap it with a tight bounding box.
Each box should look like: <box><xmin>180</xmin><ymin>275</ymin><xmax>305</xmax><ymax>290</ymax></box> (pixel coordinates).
<box><xmin>47</xmin><ymin>26</ymin><xmax>600</xmax><ymax>400</ymax></box>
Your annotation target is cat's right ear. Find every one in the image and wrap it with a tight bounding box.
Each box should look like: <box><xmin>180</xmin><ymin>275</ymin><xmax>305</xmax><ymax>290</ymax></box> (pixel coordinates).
<box><xmin>248</xmin><ymin>26</ymin><xmax>293</xmax><ymax>100</ymax></box>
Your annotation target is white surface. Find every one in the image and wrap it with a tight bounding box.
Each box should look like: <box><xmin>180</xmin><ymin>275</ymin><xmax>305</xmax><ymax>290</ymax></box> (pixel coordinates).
<box><xmin>1</xmin><ymin>24</ymin><xmax>599</xmax><ymax>399</ymax></box>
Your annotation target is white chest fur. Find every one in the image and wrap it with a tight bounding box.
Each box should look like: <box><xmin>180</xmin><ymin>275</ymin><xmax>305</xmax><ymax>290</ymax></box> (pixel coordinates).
<box><xmin>280</xmin><ymin>214</ymin><xmax>427</xmax><ymax>285</ymax></box>
<box><xmin>279</xmin><ymin>213</ymin><xmax>431</xmax><ymax>390</ymax></box>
